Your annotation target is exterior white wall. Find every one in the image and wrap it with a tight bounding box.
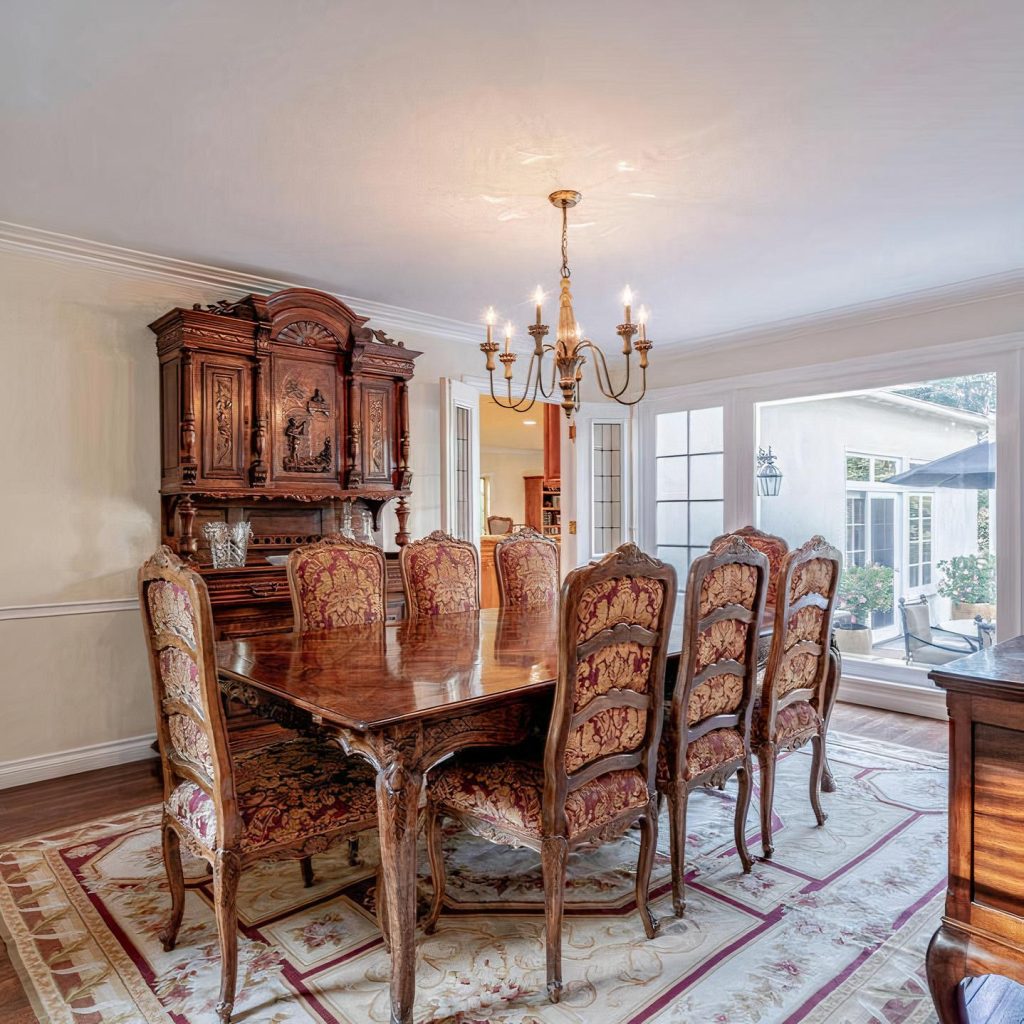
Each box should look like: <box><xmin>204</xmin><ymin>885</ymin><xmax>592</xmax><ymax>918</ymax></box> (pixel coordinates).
<box><xmin>758</xmin><ymin>395</ymin><xmax>984</xmax><ymax>620</ymax></box>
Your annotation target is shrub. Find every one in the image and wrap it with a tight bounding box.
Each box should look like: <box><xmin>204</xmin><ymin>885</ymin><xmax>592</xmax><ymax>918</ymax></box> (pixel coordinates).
<box><xmin>838</xmin><ymin>563</ymin><xmax>894</xmax><ymax>626</ymax></box>
<box><xmin>937</xmin><ymin>554</ymin><xmax>995</xmax><ymax>604</ymax></box>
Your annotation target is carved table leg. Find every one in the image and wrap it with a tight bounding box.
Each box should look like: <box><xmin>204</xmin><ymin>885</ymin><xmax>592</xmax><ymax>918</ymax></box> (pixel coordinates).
<box><xmin>371</xmin><ymin>726</ymin><xmax>425</xmax><ymax>1024</ymax></box>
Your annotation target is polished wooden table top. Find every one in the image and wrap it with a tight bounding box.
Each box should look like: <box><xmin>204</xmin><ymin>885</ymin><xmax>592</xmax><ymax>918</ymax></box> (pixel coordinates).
<box><xmin>216</xmin><ymin>605</ymin><xmax>776</xmax><ymax>731</ymax></box>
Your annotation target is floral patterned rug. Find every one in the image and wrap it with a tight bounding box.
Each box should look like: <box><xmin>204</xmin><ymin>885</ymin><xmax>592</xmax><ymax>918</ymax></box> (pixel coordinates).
<box><xmin>0</xmin><ymin>734</ymin><xmax>945</xmax><ymax>1024</ymax></box>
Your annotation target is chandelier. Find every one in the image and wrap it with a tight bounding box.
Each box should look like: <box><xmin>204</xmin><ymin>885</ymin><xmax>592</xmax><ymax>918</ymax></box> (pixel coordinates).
<box><xmin>480</xmin><ymin>189</ymin><xmax>652</xmax><ymax>420</ymax></box>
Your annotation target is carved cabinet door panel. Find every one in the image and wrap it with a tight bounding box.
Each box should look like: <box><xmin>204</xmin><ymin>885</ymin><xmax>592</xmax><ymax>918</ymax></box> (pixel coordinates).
<box><xmin>271</xmin><ymin>355</ymin><xmax>341</xmax><ymax>483</ymax></box>
<box><xmin>361</xmin><ymin>382</ymin><xmax>395</xmax><ymax>486</ymax></box>
<box><xmin>198</xmin><ymin>355</ymin><xmax>251</xmax><ymax>482</ymax></box>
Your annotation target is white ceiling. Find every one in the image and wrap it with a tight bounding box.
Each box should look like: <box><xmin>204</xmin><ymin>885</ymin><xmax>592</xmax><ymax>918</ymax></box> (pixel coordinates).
<box><xmin>2</xmin><ymin>0</ymin><xmax>1023</xmax><ymax>345</ymax></box>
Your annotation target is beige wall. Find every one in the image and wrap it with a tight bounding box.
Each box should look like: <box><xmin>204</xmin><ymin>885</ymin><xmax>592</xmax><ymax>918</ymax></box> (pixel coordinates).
<box><xmin>0</xmin><ymin>248</ymin><xmax>470</xmax><ymax>769</ymax></box>
<box><xmin>482</xmin><ymin>449</ymin><xmax>544</xmax><ymax>528</ymax></box>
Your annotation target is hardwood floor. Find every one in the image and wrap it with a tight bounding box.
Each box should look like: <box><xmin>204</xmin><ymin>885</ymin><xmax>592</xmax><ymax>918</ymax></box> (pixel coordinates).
<box><xmin>0</xmin><ymin>703</ymin><xmax>947</xmax><ymax>1022</ymax></box>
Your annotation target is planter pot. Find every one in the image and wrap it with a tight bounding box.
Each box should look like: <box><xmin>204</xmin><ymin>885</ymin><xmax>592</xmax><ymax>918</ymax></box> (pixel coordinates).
<box><xmin>951</xmin><ymin>602</ymin><xmax>996</xmax><ymax>621</ymax></box>
<box><xmin>835</xmin><ymin>624</ymin><xmax>873</xmax><ymax>656</ymax></box>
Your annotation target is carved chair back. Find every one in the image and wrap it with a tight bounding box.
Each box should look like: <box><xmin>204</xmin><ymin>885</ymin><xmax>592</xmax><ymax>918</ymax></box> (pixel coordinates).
<box><xmin>712</xmin><ymin>525</ymin><xmax>789</xmax><ymax>608</ymax></box>
<box><xmin>669</xmin><ymin>537</ymin><xmax>769</xmax><ymax>770</ymax></box>
<box><xmin>543</xmin><ymin>544</ymin><xmax>677</xmax><ymax>837</ymax></box>
<box><xmin>399</xmin><ymin>530</ymin><xmax>481</xmax><ymax>618</ymax></box>
<box><xmin>495</xmin><ymin>527</ymin><xmax>560</xmax><ymax>608</ymax></box>
<box><xmin>487</xmin><ymin>515</ymin><xmax>515</xmax><ymax>535</ymax></box>
<box><xmin>760</xmin><ymin>536</ymin><xmax>842</xmax><ymax>726</ymax></box>
<box><xmin>287</xmin><ymin>535</ymin><xmax>387</xmax><ymax>631</ymax></box>
<box><xmin>138</xmin><ymin>547</ymin><xmax>238</xmax><ymax>848</ymax></box>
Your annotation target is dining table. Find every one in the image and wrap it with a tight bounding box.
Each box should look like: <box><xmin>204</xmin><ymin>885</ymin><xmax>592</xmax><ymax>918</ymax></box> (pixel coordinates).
<box><xmin>216</xmin><ymin>603</ymin><xmax>838</xmax><ymax>1024</ymax></box>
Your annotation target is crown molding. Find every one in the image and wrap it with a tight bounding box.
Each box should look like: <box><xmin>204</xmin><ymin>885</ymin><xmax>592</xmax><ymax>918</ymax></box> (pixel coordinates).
<box><xmin>660</xmin><ymin>267</ymin><xmax>1024</xmax><ymax>362</ymax></box>
<box><xmin>0</xmin><ymin>220</ymin><xmax>482</xmax><ymax>344</ymax></box>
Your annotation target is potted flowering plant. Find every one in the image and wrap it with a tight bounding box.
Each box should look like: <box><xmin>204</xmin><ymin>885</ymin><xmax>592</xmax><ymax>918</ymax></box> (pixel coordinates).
<box><xmin>835</xmin><ymin>564</ymin><xmax>895</xmax><ymax>655</ymax></box>
<box><xmin>937</xmin><ymin>554</ymin><xmax>996</xmax><ymax>620</ymax></box>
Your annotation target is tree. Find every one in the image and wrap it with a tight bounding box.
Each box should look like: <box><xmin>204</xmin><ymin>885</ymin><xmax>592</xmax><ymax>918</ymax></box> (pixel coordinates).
<box><xmin>894</xmin><ymin>374</ymin><xmax>996</xmax><ymax>416</ymax></box>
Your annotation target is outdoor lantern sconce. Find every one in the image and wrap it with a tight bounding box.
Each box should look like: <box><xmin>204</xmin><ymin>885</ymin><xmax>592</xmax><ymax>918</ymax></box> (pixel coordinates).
<box><xmin>757</xmin><ymin>447</ymin><xmax>783</xmax><ymax>497</ymax></box>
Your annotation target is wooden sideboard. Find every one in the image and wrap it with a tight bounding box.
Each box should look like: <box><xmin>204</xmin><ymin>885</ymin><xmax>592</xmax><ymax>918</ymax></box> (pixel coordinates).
<box><xmin>928</xmin><ymin>638</ymin><xmax>1024</xmax><ymax>1022</ymax></box>
<box><xmin>149</xmin><ymin>287</ymin><xmax>420</xmax><ymax>637</ymax></box>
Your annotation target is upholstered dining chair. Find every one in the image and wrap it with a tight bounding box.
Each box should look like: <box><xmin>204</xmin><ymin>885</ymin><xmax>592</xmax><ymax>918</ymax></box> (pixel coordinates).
<box><xmin>139</xmin><ymin>547</ymin><xmax>379</xmax><ymax>1023</ymax></box>
<box><xmin>487</xmin><ymin>514</ymin><xmax>515</xmax><ymax>535</ymax></box>
<box><xmin>399</xmin><ymin>529</ymin><xmax>480</xmax><ymax>617</ymax></box>
<box><xmin>495</xmin><ymin>526</ymin><xmax>560</xmax><ymax>608</ymax></box>
<box><xmin>712</xmin><ymin>525</ymin><xmax>789</xmax><ymax>610</ymax></box>
<box><xmin>287</xmin><ymin>534</ymin><xmax>387</xmax><ymax>631</ymax></box>
<box><xmin>658</xmin><ymin>536</ymin><xmax>769</xmax><ymax>916</ymax></box>
<box><xmin>752</xmin><ymin>535</ymin><xmax>842</xmax><ymax>858</ymax></box>
<box><xmin>423</xmin><ymin>543</ymin><xmax>676</xmax><ymax>1002</ymax></box>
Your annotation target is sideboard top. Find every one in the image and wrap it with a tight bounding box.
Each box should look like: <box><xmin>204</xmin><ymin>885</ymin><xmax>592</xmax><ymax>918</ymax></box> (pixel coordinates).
<box><xmin>930</xmin><ymin>635</ymin><xmax>1024</xmax><ymax>698</ymax></box>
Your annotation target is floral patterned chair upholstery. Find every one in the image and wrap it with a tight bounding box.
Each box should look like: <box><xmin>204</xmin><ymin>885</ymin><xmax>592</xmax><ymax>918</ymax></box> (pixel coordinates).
<box><xmin>495</xmin><ymin>527</ymin><xmax>560</xmax><ymax>608</ymax></box>
<box><xmin>139</xmin><ymin>547</ymin><xmax>379</xmax><ymax>1023</ymax></box>
<box><xmin>752</xmin><ymin>536</ymin><xmax>842</xmax><ymax>858</ymax></box>
<box><xmin>287</xmin><ymin>535</ymin><xmax>387</xmax><ymax>631</ymax></box>
<box><xmin>399</xmin><ymin>529</ymin><xmax>480</xmax><ymax>617</ymax></box>
<box><xmin>711</xmin><ymin>525</ymin><xmax>789</xmax><ymax>610</ymax></box>
<box><xmin>423</xmin><ymin>543</ymin><xmax>677</xmax><ymax>1002</ymax></box>
<box><xmin>657</xmin><ymin>536</ymin><xmax>769</xmax><ymax>916</ymax></box>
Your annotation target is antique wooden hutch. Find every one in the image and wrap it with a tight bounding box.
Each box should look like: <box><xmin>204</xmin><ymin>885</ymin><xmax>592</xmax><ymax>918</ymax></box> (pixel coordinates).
<box><xmin>149</xmin><ymin>287</ymin><xmax>420</xmax><ymax>637</ymax></box>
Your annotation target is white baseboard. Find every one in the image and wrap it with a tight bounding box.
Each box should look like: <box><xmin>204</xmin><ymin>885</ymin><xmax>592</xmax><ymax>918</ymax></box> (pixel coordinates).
<box><xmin>838</xmin><ymin>673</ymin><xmax>948</xmax><ymax>721</ymax></box>
<box><xmin>0</xmin><ymin>733</ymin><xmax>157</xmax><ymax>790</ymax></box>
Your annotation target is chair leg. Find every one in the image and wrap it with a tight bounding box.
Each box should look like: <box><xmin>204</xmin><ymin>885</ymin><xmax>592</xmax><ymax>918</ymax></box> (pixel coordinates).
<box><xmin>300</xmin><ymin>855</ymin><xmax>314</xmax><ymax>888</ymax></box>
<box><xmin>158</xmin><ymin>824</ymin><xmax>185</xmax><ymax>952</ymax></box>
<box><xmin>734</xmin><ymin>756</ymin><xmax>754</xmax><ymax>874</ymax></box>
<box><xmin>348</xmin><ymin>837</ymin><xmax>361</xmax><ymax>866</ymax></box>
<box><xmin>668</xmin><ymin>781</ymin><xmax>689</xmax><ymax>917</ymax></box>
<box><xmin>213</xmin><ymin>850</ymin><xmax>241</xmax><ymax>1024</ymax></box>
<box><xmin>635</xmin><ymin>799</ymin><xmax>659</xmax><ymax>939</ymax></box>
<box><xmin>757</xmin><ymin>744</ymin><xmax>777</xmax><ymax>859</ymax></box>
<box><xmin>809</xmin><ymin>732</ymin><xmax>828</xmax><ymax>827</ymax></box>
<box><xmin>541</xmin><ymin>835</ymin><xmax>569</xmax><ymax>1003</ymax></box>
<box><xmin>423</xmin><ymin>804</ymin><xmax>446</xmax><ymax>935</ymax></box>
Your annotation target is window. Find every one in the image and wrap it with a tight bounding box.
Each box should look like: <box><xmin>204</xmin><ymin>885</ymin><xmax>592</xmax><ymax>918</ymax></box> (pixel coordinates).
<box><xmin>846</xmin><ymin>493</ymin><xmax>866</xmax><ymax>567</ymax></box>
<box><xmin>654</xmin><ymin>406</ymin><xmax>724</xmax><ymax>588</ymax></box>
<box><xmin>846</xmin><ymin>453</ymin><xmax>899</xmax><ymax>483</ymax></box>
<box><xmin>592</xmin><ymin>422</ymin><xmax>623</xmax><ymax>556</ymax></box>
<box><xmin>907</xmin><ymin>493</ymin><xmax>933</xmax><ymax>588</ymax></box>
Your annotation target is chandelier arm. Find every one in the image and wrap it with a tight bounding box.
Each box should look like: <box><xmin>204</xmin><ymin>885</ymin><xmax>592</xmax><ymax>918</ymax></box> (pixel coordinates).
<box><xmin>488</xmin><ymin>365</ymin><xmax>537</xmax><ymax>412</ymax></box>
<box><xmin>579</xmin><ymin>340</ymin><xmax>634</xmax><ymax>401</ymax></box>
<box><xmin>492</xmin><ymin>354</ymin><xmax>543</xmax><ymax>413</ymax></box>
<box><xmin>536</xmin><ymin>348</ymin><xmax>558</xmax><ymax>399</ymax></box>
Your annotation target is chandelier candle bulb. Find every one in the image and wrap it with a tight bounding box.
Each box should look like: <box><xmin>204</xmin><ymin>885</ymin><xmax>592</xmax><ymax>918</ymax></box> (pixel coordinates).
<box><xmin>622</xmin><ymin>286</ymin><xmax>633</xmax><ymax>324</ymax></box>
<box><xmin>534</xmin><ymin>286</ymin><xmax>544</xmax><ymax>325</ymax></box>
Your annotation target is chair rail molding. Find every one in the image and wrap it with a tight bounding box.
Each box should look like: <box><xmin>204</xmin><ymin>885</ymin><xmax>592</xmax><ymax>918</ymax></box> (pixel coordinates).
<box><xmin>0</xmin><ymin>597</ymin><xmax>139</xmax><ymax>621</ymax></box>
<box><xmin>0</xmin><ymin>732</ymin><xmax>158</xmax><ymax>790</ymax></box>
<box><xmin>0</xmin><ymin>220</ymin><xmax>482</xmax><ymax>345</ymax></box>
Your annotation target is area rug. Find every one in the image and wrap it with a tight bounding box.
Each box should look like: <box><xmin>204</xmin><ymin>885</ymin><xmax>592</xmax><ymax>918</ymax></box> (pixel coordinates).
<box><xmin>0</xmin><ymin>734</ymin><xmax>946</xmax><ymax>1024</ymax></box>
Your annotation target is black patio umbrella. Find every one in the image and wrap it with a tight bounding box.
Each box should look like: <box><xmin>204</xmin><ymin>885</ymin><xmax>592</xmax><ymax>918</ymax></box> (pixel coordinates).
<box><xmin>885</xmin><ymin>441</ymin><xmax>994</xmax><ymax>490</ymax></box>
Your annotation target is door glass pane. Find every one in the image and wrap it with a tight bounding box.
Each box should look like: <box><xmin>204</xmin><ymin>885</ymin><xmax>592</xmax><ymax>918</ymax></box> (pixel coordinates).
<box><xmin>654</xmin><ymin>406</ymin><xmax>724</xmax><ymax>592</ymax></box>
<box><xmin>455</xmin><ymin>406</ymin><xmax>471</xmax><ymax>541</ymax></box>
<box><xmin>592</xmin><ymin>422</ymin><xmax>623</xmax><ymax>555</ymax></box>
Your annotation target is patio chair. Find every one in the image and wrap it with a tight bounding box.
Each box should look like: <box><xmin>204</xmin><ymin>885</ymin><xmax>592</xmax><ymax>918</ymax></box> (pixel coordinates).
<box><xmin>898</xmin><ymin>596</ymin><xmax>979</xmax><ymax>665</ymax></box>
<box><xmin>975</xmin><ymin>615</ymin><xmax>996</xmax><ymax>650</ymax></box>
